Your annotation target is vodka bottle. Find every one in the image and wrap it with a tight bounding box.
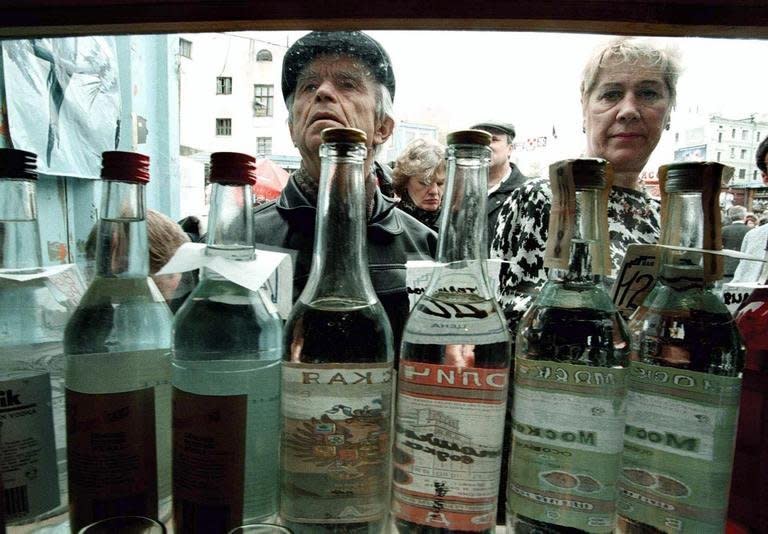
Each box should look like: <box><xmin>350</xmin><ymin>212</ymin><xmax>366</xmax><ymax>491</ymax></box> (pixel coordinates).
<box><xmin>506</xmin><ymin>159</ymin><xmax>630</xmax><ymax>533</ymax></box>
<box><xmin>64</xmin><ymin>151</ymin><xmax>173</xmax><ymax>533</ymax></box>
<box><xmin>728</xmin><ymin>240</ymin><xmax>768</xmax><ymax>531</ymax></box>
<box><xmin>618</xmin><ymin>162</ymin><xmax>744</xmax><ymax>533</ymax></box>
<box><xmin>280</xmin><ymin>128</ymin><xmax>394</xmax><ymax>534</ymax></box>
<box><xmin>172</xmin><ymin>152</ymin><xmax>282</xmax><ymax>533</ymax></box>
<box><xmin>392</xmin><ymin>130</ymin><xmax>511</xmax><ymax>534</ymax></box>
<box><xmin>0</xmin><ymin>149</ymin><xmax>72</xmax><ymax>528</ymax></box>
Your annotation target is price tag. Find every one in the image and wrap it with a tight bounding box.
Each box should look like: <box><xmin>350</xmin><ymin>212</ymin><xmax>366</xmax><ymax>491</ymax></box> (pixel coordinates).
<box><xmin>406</xmin><ymin>259</ymin><xmax>502</xmax><ymax>311</ymax></box>
<box><xmin>610</xmin><ymin>244</ymin><xmax>659</xmax><ymax>319</ymax></box>
<box><xmin>721</xmin><ymin>282</ymin><xmax>762</xmax><ymax>316</ymax></box>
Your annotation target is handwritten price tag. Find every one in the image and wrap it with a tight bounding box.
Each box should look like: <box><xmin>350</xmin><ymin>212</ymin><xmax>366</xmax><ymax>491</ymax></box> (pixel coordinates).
<box><xmin>610</xmin><ymin>244</ymin><xmax>659</xmax><ymax>319</ymax></box>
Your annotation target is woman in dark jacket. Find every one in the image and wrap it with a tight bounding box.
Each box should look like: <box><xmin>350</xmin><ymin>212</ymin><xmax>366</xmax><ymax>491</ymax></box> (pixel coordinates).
<box><xmin>392</xmin><ymin>138</ymin><xmax>446</xmax><ymax>232</ymax></box>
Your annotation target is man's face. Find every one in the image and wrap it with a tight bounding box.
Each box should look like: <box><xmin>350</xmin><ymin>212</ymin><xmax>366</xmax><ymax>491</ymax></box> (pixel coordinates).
<box><xmin>488</xmin><ymin>130</ymin><xmax>513</xmax><ymax>172</ymax></box>
<box><xmin>289</xmin><ymin>55</ymin><xmax>393</xmax><ymax>167</ymax></box>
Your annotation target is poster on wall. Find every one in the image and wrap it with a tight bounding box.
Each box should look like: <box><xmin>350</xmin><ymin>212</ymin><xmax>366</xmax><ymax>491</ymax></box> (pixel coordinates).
<box><xmin>2</xmin><ymin>37</ymin><xmax>121</xmax><ymax>179</ymax></box>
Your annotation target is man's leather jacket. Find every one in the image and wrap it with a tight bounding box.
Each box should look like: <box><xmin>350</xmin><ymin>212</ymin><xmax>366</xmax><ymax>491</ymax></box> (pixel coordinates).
<box><xmin>253</xmin><ymin>171</ymin><xmax>437</xmax><ymax>350</ymax></box>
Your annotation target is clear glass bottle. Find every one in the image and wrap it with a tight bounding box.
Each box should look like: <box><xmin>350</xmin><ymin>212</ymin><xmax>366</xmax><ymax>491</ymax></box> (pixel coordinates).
<box><xmin>392</xmin><ymin>130</ymin><xmax>511</xmax><ymax>534</ymax></box>
<box><xmin>505</xmin><ymin>158</ymin><xmax>630</xmax><ymax>533</ymax></box>
<box><xmin>172</xmin><ymin>152</ymin><xmax>283</xmax><ymax>533</ymax></box>
<box><xmin>64</xmin><ymin>151</ymin><xmax>173</xmax><ymax>533</ymax></box>
<box><xmin>618</xmin><ymin>162</ymin><xmax>744</xmax><ymax>534</ymax></box>
<box><xmin>0</xmin><ymin>148</ymin><xmax>73</xmax><ymax>529</ymax></box>
<box><xmin>728</xmin><ymin>241</ymin><xmax>768</xmax><ymax>532</ymax></box>
<box><xmin>280</xmin><ymin>127</ymin><xmax>394</xmax><ymax>534</ymax></box>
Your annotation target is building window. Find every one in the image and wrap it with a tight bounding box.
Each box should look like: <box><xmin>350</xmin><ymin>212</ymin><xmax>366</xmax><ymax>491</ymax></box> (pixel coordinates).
<box><xmin>758</xmin><ymin>131</ymin><xmax>762</xmax><ymax>142</ymax></box>
<box><xmin>742</xmin><ymin>129</ymin><xmax>749</xmax><ymax>140</ymax></box>
<box><xmin>216</xmin><ymin>77</ymin><xmax>232</xmax><ymax>95</ymax></box>
<box><xmin>216</xmin><ymin>118</ymin><xmax>232</xmax><ymax>136</ymax></box>
<box><xmin>741</xmin><ymin>148</ymin><xmax>747</xmax><ymax>159</ymax></box>
<box><xmin>256</xmin><ymin>137</ymin><xmax>272</xmax><ymax>155</ymax></box>
<box><xmin>730</xmin><ymin>147</ymin><xmax>735</xmax><ymax>159</ymax></box>
<box><xmin>179</xmin><ymin>38</ymin><xmax>192</xmax><ymax>59</ymax></box>
<box><xmin>754</xmin><ymin>170</ymin><xmax>759</xmax><ymax>181</ymax></box>
<box><xmin>732</xmin><ymin>128</ymin><xmax>736</xmax><ymax>138</ymax></box>
<box><xmin>718</xmin><ymin>132</ymin><xmax>723</xmax><ymax>142</ymax></box>
<box><xmin>674</xmin><ymin>132</ymin><xmax>679</xmax><ymax>142</ymax></box>
<box><xmin>253</xmin><ymin>85</ymin><xmax>274</xmax><ymax>117</ymax></box>
<box><xmin>716</xmin><ymin>151</ymin><xmax>721</xmax><ymax>162</ymax></box>
<box><xmin>256</xmin><ymin>49</ymin><xmax>273</xmax><ymax>61</ymax></box>
<box><xmin>739</xmin><ymin>168</ymin><xmax>746</xmax><ymax>179</ymax></box>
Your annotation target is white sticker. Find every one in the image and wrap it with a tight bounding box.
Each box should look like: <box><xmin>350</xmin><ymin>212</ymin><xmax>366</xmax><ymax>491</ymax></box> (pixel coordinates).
<box><xmin>0</xmin><ymin>372</ymin><xmax>60</xmax><ymax>521</ymax></box>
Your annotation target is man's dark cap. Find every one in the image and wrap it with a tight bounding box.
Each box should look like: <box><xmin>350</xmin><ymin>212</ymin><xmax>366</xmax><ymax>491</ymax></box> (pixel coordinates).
<box><xmin>470</xmin><ymin>121</ymin><xmax>516</xmax><ymax>141</ymax></box>
<box><xmin>281</xmin><ymin>31</ymin><xmax>395</xmax><ymax>103</ymax></box>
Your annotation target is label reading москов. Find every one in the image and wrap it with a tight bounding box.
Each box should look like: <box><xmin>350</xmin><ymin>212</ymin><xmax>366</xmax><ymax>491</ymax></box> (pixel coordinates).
<box><xmin>618</xmin><ymin>362</ymin><xmax>741</xmax><ymax>533</ymax></box>
<box><xmin>281</xmin><ymin>362</ymin><xmax>393</xmax><ymax>524</ymax></box>
<box><xmin>507</xmin><ymin>359</ymin><xmax>628</xmax><ymax>533</ymax></box>
<box><xmin>392</xmin><ymin>361</ymin><xmax>509</xmax><ymax>532</ymax></box>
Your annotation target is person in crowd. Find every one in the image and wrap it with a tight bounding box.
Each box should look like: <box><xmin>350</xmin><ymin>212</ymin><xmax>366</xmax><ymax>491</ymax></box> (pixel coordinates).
<box><xmin>85</xmin><ymin>208</ymin><xmax>192</xmax><ymax>311</ymax></box>
<box><xmin>392</xmin><ymin>137</ymin><xmax>446</xmax><ymax>232</ymax></box>
<box><xmin>746</xmin><ymin>213</ymin><xmax>758</xmax><ymax>228</ymax></box>
<box><xmin>251</xmin><ymin>31</ymin><xmax>437</xmax><ymax>348</ymax></box>
<box><xmin>471</xmin><ymin>120</ymin><xmax>528</xmax><ymax>252</ymax></box>
<box><xmin>733</xmin><ymin>135</ymin><xmax>768</xmax><ymax>283</ymax></box>
<box><xmin>722</xmin><ymin>205</ymin><xmax>750</xmax><ymax>282</ymax></box>
<box><xmin>490</xmin><ymin>36</ymin><xmax>680</xmax><ymax>523</ymax></box>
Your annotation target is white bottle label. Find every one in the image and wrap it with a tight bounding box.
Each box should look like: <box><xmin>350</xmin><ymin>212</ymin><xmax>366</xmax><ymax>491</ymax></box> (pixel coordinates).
<box><xmin>0</xmin><ymin>371</ymin><xmax>60</xmax><ymax>523</ymax></box>
<box><xmin>392</xmin><ymin>361</ymin><xmax>508</xmax><ymax>531</ymax></box>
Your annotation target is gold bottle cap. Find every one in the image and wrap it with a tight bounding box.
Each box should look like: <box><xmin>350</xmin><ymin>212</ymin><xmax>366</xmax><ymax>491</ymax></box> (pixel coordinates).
<box><xmin>554</xmin><ymin>158</ymin><xmax>610</xmax><ymax>190</ymax></box>
<box><xmin>321</xmin><ymin>127</ymin><xmax>367</xmax><ymax>144</ymax></box>
<box><xmin>663</xmin><ymin>161</ymin><xmax>726</xmax><ymax>192</ymax></box>
<box><xmin>446</xmin><ymin>129</ymin><xmax>492</xmax><ymax>146</ymax></box>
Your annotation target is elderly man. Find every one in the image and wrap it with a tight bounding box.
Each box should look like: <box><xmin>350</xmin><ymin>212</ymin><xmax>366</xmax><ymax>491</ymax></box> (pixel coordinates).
<box><xmin>253</xmin><ymin>30</ymin><xmax>436</xmax><ymax>346</ymax></box>
<box><xmin>470</xmin><ymin>120</ymin><xmax>527</xmax><ymax>252</ymax></box>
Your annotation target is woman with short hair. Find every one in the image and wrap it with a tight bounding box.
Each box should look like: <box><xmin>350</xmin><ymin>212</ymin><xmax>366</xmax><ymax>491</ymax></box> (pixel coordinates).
<box><xmin>392</xmin><ymin>138</ymin><xmax>446</xmax><ymax>232</ymax></box>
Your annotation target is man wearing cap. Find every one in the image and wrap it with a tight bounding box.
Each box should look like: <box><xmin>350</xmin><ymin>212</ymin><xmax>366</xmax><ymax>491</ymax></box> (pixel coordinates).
<box><xmin>471</xmin><ymin>121</ymin><xmax>528</xmax><ymax>253</ymax></box>
<box><xmin>252</xmin><ymin>30</ymin><xmax>436</xmax><ymax>348</ymax></box>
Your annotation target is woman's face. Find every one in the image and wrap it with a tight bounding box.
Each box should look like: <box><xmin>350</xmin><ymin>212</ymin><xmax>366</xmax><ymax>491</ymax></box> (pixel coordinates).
<box><xmin>406</xmin><ymin>171</ymin><xmax>445</xmax><ymax>212</ymax></box>
<box><xmin>583</xmin><ymin>62</ymin><xmax>672</xmax><ymax>175</ymax></box>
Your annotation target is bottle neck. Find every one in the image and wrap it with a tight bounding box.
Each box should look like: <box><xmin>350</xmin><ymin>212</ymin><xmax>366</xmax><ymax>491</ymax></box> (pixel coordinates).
<box><xmin>0</xmin><ymin>178</ymin><xmax>43</xmax><ymax>271</ymax></box>
<box><xmin>300</xmin><ymin>143</ymin><xmax>377</xmax><ymax>304</ymax></box>
<box><xmin>95</xmin><ymin>180</ymin><xmax>149</xmax><ymax>278</ymax></box>
<box><xmin>658</xmin><ymin>190</ymin><xmax>708</xmax><ymax>287</ymax></box>
<box><xmin>550</xmin><ymin>189</ymin><xmax>606</xmax><ymax>286</ymax></box>
<box><xmin>203</xmin><ymin>182</ymin><xmax>255</xmax><ymax>280</ymax></box>
<box><xmin>437</xmin><ymin>145</ymin><xmax>489</xmax><ymax>264</ymax></box>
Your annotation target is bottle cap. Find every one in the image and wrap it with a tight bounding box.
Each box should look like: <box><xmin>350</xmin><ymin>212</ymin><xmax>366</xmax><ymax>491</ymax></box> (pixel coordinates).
<box><xmin>568</xmin><ymin>158</ymin><xmax>609</xmax><ymax>190</ymax></box>
<box><xmin>446</xmin><ymin>129</ymin><xmax>492</xmax><ymax>146</ymax></box>
<box><xmin>321</xmin><ymin>127</ymin><xmax>367</xmax><ymax>144</ymax></box>
<box><xmin>101</xmin><ymin>151</ymin><xmax>150</xmax><ymax>183</ymax></box>
<box><xmin>0</xmin><ymin>148</ymin><xmax>37</xmax><ymax>180</ymax></box>
<box><xmin>663</xmin><ymin>161</ymin><xmax>725</xmax><ymax>192</ymax></box>
<box><xmin>209</xmin><ymin>152</ymin><xmax>257</xmax><ymax>185</ymax></box>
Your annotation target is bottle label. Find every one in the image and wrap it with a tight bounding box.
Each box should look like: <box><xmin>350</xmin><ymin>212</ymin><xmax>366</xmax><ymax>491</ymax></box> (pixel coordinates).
<box><xmin>172</xmin><ymin>388</ymin><xmax>247</xmax><ymax>533</ymax></box>
<box><xmin>392</xmin><ymin>361</ymin><xmax>508</xmax><ymax>532</ymax></box>
<box><xmin>507</xmin><ymin>359</ymin><xmax>628</xmax><ymax>533</ymax></box>
<box><xmin>0</xmin><ymin>372</ymin><xmax>59</xmax><ymax>523</ymax></box>
<box><xmin>281</xmin><ymin>362</ymin><xmax>393</xmax><ymax>524</ymax></box>
<box><xmin>65</xmin><ymin>349</ymin><xmax>171</xmax><ymax>531</ymax></box>
<box><xmin>618</xmin><ymin>362</ymin><xmax>741</xmax><ymax>533</ymax></box>
<box><xmin>406</xmin><ymin>266</ymin><xmax>509</xmax><ymax>345</ymax></box>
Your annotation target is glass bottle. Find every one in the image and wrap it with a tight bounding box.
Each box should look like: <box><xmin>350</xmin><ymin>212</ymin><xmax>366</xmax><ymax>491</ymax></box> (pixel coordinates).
<box><xmin>392</xmin><ymin>129</ymin><xmax>511</xmax><ymax>534</ymax></box>
<box><xmin>64</xmin><ymin>151</ymin><xmax>173</xmax><ymax>533</ymax></box>
<box><xmin>280</xmin><ymin>127</ymin><xmax>394</xmax><ymax>534</ymax></box>
<box><xmin>0</xmin><ymin>148</ymin><xmax>72</xmax><ymax>529</ymax></box>
<box><xmin>504</xmin><ymin>159</ymin><xmax>629</xmax><ymax>534</ymax></box>
<box><xmin>618</xmin><ymin>162</ymin><xmax>744</xmax><ymax>534</ymax></box>
<box><xmin>728</xmin><ymin>240</ymin><xmax>768</xmax><ymax>532</ymax></box>
<box><xmin>172</xmin><ymin>152</ymin><xmax>283</xmax><ymax>533</ymax></box>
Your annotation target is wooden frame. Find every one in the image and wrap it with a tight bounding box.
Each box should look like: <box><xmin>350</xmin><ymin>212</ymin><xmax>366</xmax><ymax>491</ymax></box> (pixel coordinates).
<box><xmin>0</xmin><ymin>0</ymin><xmax>767</xmax><ymax>39</ymax></box>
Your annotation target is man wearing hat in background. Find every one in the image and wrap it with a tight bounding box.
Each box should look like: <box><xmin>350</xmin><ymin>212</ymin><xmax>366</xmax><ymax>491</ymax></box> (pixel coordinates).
<box><xmin>253</xmin><ymin>30</ymin><xmax>436</xmax><ymax>348</ymax></box>
<box><xmin>471</xmin><ymin>121</ymin><xmax>528</xmax><ymax>253</ymax></box>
